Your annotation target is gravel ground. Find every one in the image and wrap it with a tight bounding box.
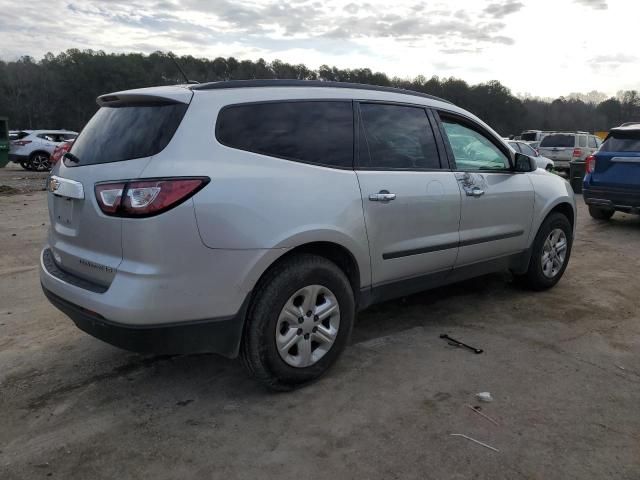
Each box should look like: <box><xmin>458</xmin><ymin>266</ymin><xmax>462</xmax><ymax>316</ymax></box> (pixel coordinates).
<box><xmin>1</xmin><ymin>168</ymin><xmax>639</xmax><ymax>479</ymax></box>
<box><xmin>0</xmin><ymin>163</ymin><xmax>49</xmax><ymax>195</ymax></box>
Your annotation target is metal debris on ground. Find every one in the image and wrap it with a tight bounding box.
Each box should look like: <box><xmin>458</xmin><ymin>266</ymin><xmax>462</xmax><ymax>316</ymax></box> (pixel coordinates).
<box><xmin>450</xmin><ymin>434</ymin><xmax>499</xmax><ymax>452</ymax></box>
<box><xmin>440</xmin><ymin>334</ymin><xmax>483</xmax><ymax>354</ymax></box>
<box><xmin>466</xmin><ymin>404</ymin><xmax>500</xmax><ymax>426</ymax></box>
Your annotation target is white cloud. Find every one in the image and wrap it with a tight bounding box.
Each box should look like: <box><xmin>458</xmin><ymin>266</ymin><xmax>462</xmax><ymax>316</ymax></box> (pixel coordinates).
<box><xmin>0</xmin><ymin>0</ymin><xmax>637</xmax><ymax>97</ymax></box>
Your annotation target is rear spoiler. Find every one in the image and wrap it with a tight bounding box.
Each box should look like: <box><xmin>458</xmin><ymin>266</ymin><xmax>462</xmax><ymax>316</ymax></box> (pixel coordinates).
<box><xmin>96</xmin><ymin>88</ymin><xmax>193</xmax><ymax>107</ymax></box>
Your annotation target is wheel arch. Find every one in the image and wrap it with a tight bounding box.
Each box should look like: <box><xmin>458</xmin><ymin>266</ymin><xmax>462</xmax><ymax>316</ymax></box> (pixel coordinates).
<box><xmin>29</xmin><ymin>149</ymin><xmax>51</xmax><ymax>159</ymax></box>
<box><xmin>252</xmin><ymin>241</ymin><xmax>363</xmax><ymax>307</ymax></box>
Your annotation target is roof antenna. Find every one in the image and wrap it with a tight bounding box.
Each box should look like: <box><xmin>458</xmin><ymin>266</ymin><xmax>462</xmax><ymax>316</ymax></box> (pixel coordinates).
<box><xmin>168</xmin><ymin>53</ymin><xmax>199</xmax><ymax>85</ymax></box>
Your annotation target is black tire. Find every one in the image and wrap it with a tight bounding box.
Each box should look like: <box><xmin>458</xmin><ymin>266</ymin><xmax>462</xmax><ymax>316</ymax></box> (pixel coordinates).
<box><xmin>514</xmin><ymin>212</ymin><xmax>573</xmax><ymax>291</ymax></box>
<box><xmin>20</xmin><ymin>160</ymin><xmax>34</xmax><ymax>171</ymax></box>
<box><xmin>29</xmin><ymin>151</ymin><xmax>51</xmax><ymax>172</ymax></box>
<box><xmin>588</xmin><ymin>205</ymin><xmax>614</xmax><ymax>221</ymax></box>
<box><xmin>241</xmin><ymin>254</ymin><xmax>355</xmax><ymax>391</ymax></box>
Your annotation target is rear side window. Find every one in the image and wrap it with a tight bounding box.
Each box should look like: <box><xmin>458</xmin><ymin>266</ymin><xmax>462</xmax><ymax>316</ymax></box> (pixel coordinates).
<box><xmin>540</xmin><ymin>134</ymin><xmax>575</xmax><ymax>148</ymax></box>
<box><xmin>69</xmin><ymin>103</ymin><xmax>188</xmax><ymax>166</ymax></box>
<box><xmin>520</xmin><ymin>132</ymin><xmax>537</xmax><ymax>141</ymax></box>
<box><xmin>216</xmin><ymin>101</ymin><xmax>353</xmax><ymax>168</ymax></box>
<box><xmin>358</xmin><ymin>103</ymin><xmax>440</xmax><ymax>169</ymax></box>
<box><xmin>588</xmin><ymin>136</ymin><xmax>598</xmax><ymax>148</ymax></box>
<box><xmin>601</xmin><ymin>131</ymin><xmax>640</xmax><ymax>152</ymax></box>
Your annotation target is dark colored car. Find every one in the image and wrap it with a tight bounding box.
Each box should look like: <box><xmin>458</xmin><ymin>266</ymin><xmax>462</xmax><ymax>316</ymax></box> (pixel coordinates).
<box><xmin>583</xmin><ymin>123</ymin><xmax>640</xmax><ymax>220</ymax></box>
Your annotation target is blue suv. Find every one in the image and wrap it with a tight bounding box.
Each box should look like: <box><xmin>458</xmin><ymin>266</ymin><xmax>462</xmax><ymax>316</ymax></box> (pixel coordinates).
<box><xmin>583</xmin><ymin>123</ymin><xmax>640</xmax><ymax>220</ymax></box>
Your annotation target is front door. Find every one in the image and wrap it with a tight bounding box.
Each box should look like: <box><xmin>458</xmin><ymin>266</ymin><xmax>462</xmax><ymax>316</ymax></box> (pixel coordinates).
<box><xmin>355</xmin><ymin>102</ymin><xmax>461</xmax><ymax>290</ymax></box>
<box><xmin>435</xmin><ymin>112</ymin><xmax>534</xmax><ymax>267</ymax></box>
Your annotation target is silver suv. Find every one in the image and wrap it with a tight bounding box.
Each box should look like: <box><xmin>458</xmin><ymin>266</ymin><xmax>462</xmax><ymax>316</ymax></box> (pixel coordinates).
<box><xmin>9</xmin><ymin>129</ymin><xmax>78</xmax><ymax>171</ymax></box>
<box><xmin>538</xmin><ymin>132</ymin><xmax>601</xmax><ymax>171</ymax></box>
<box><xmin>40</xmin><ymin>80</ymin><xmax>576</xmax><ymax>390</ymax></box>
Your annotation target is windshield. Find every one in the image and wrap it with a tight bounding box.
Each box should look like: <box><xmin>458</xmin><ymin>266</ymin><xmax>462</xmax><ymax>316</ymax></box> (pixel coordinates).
<box><xmin>69</xmin><ymin>103</ymin><xmax>188</xmax><ymax>166</ymax></box>
<box><xmin>540</xmin><ymin>134</ymin><xmax>575</xmax><ymax>148</ymax></box>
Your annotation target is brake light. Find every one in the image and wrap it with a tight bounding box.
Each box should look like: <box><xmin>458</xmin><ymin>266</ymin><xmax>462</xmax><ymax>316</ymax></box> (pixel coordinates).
<box><xmin>572</xmin><ymin>148</ymin><xmax>582</xmax><ymax>158</ymax></box>
<box><xmin>12</xmin><ymin>140</ymin><xmax>32</xmax><ymax>146</ymax></box>
<box><xmin>585</xmin><ymin>155</ymin><xmax>596</xmax><ymax>174</ymax></box>
<box><xmin>95</xmin><ymin>178</ymin><xmax>209</xmax><ymax>217</ymax></box>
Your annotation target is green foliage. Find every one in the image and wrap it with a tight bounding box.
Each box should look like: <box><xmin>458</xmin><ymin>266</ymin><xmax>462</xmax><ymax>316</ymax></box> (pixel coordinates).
<box><xmin>0</xmin><ymin>50</ymin><xmax>639</xmax><ymax>134</ymax></box>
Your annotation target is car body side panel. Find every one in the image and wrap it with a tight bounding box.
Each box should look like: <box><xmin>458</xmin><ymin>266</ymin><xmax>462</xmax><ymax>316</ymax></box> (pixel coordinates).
<box><xmin>528</xmin><ymin>170</ymin><xmax>577</xmax><ymax>237</ymax></box>
<box><xmin>140</xmin><ymin>91</ymin><xmax>372</xmax><ymax>289</ymax></box>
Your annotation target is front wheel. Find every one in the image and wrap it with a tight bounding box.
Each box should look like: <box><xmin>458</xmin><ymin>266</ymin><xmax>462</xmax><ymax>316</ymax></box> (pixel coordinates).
<box><xmin>588</xmin><ymin>205</ymin><xmax>614</xmax><ymax>221</ymax></box>
<box><xmin>241</xmin><ymin>254</ymin><xmax>355</xmax><ymax>391</ymax></box>
<box><xmin>514</xmin><ymin>212</ymin><xmax>573</xmax><ymax>291</ymax></box>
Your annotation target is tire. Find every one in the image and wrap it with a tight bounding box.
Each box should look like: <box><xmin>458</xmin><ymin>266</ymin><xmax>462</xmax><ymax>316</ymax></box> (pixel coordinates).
<box><xmin>514</xmin><ymin>212</ymin><xmax>573</xmax><ymax>291</ymax></box>
<box><xmin>29</xmin><ymin>152</ymin><xmax>51</xmax><ymax>172</ymax></box>
<box><xmin>20</xmin><ymin>160</ymin><xmax>34</xmax><ymax>171</ymax></box>
<box><xmin>241</xmin><ymin>254</ymin><xmax>355</xmax><ymax>391</ymax></box>
<box><xmin>588</xmin><ymin>205</ymin><xmax>614</xmax><ymax>221</ymax></box>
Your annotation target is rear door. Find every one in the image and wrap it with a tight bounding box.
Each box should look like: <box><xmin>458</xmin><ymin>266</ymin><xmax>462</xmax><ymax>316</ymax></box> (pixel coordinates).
<box><xmin>590</xmin><ymin>129</ymin><xmax>640</xmax><ymax>190</ymax></box>
<box><xmin>48</xmin><ymin>92</ymin><xmax>191</xmax><ymax>287</ymax></box>
<box><xmin>355</xmin><ymin>102</ymin><xmax>461</xmax><ymax>290</ymax></box>
<box><xmin>538</xmin><ymin>134</ymin><xmax>576</xmax><ymax>167</ymax></box>
<box><xmin>435</xmin><ymin>111</ymin><xmax>534</xmax><ymax>267</ymax></box>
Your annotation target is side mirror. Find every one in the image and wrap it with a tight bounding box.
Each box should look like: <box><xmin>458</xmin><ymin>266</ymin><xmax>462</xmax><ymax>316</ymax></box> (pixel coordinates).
<box><xmin>514</xmin><ymin>152</ymin><xmax>536</xmax><ymax>172</ymax></box>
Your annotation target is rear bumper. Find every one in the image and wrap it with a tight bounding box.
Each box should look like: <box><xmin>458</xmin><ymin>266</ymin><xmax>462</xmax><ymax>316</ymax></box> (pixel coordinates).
<box><xmin>583</xmin><ymin>186</ymin><xmax>640</xmax><ymax>213</ymax></box>
<box><xmin>39</xmin><ymin>244</ymin><xmax>279</xmax><ymax>357</ymax></box>
<box><xmin>42</xmin><ymin>285</ymin><xmax>249</xmax><ymax>357</ymax></box>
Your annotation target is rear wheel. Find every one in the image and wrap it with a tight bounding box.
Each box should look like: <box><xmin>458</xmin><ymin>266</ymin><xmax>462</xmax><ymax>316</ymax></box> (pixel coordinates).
<box><xmin>241</xmin><ymin>254</ymin><xmax>354</xmax><ymax>391</ymax></box>
<box><xmin>30</xmin><ymin>152</ymin><xmax>51</xmax><ymax>172</ymax></box>
<box><xmin>588</xmin><ymin>205</ymin><xmax>614</xmax><ymax>221</ymax></box>
<box><xmin>514</xmin><ymin>212</ymin><xmax>573</xmax><ymax>290</ymax></box>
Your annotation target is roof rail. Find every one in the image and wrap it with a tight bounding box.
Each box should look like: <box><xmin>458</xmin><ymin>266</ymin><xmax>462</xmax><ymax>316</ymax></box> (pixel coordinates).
<box><xmin>189</xmin><ymin>79</ymin><xmax>452</xmax><ymax>104</ymax></box>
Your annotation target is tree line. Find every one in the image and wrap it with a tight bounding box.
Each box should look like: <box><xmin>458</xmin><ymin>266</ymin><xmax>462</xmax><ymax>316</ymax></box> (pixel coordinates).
<box><xmin>1</xmin><ymin>49</ymin><xmax>639</xmax><ymax>136</ymax></box>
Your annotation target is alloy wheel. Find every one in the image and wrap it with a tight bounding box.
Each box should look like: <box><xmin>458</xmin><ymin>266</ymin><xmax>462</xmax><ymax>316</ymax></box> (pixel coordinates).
<box><xmin>541</xmin><ymin>228</ymin><xmax>567</xmax><ymax>278</ymax></box>
<box><xmin>275</xmin><ymin>285</ymin><xmax>340</xmax><ymax>368</ymax></box>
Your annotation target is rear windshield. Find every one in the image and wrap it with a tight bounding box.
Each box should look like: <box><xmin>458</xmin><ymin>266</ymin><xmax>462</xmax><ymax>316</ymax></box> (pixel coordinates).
<box><xmin>68</xmin><ymin>103</ymin><xmax>188</xmax><ymax>166</ymax></box>
<box><xmin>600</xmin><ymin>131</ymin><xmax>640</xmax><ymax>152</ymax></box>
<box><xmin>520</xmin><ymin>132</ymin><xmax>538</xmax><ymax>141</ymax></box>
<box><xmin>540</xmin><ymin>134</ymin><xmax>575</xmax><ymax>148</ymax></box>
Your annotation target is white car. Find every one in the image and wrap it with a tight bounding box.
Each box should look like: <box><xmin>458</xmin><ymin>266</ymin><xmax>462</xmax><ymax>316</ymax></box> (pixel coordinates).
<box><xmin>9</xmin><ymin>130</ymin><xmax>78</xmax><ymax>171</ymax></box>
<box><xmin>508</xmin><ymin>140</ymin><xmax>554</xmax><ymax>171</ymax></box>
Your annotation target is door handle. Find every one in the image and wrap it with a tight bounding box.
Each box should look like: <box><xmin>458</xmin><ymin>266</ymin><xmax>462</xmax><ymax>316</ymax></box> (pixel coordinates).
<box><xmin>466</xmin><ymin>187</ymin><xmax>485</xmax><ymax>197</ymax></box>
<box><xmin>369</xmin><ymin>191</ymin><xmax>396</xmax><ymax>202</ymax></box>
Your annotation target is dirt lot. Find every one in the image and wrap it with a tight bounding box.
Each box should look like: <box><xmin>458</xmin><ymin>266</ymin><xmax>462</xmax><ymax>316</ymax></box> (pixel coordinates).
<box><xmin>1</xmin><ymin>165</ymin><xmax>639</xmax><ymax>479</ymax></box>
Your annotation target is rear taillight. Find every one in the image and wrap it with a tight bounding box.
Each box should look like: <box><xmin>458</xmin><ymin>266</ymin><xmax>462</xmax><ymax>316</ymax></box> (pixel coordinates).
<box><xmin>572</xmin><ymin>148</ymin><xmax>582</xmax><ymax>158</ymax></box>
<box><xmin>585</xmin><ymin>155</ymin><xmax>596</xmax><ymax>174</ymax></box>
<box><xmin>95</xmin><ymin>178</ymin><xmax>209</xmax><ymax>217</ymax></box>
<box><xmin>12</xmin><ymin>140</ymin><xmax>32</xmax><ymax>146</ymax></box>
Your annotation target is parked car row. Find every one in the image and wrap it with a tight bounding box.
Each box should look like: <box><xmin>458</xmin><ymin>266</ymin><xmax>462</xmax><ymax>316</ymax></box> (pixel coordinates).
<box><xmin>9</xmin><ymin>129</ymin><xmax>77</xmax><ymax>171</ymax></box>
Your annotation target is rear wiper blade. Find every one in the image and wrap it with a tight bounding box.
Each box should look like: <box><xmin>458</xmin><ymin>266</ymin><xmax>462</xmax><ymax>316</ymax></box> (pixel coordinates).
<box><xmin>63</xmin><ymin>152</ymin><xmax>81</xmax><ymax>164</ymax></box>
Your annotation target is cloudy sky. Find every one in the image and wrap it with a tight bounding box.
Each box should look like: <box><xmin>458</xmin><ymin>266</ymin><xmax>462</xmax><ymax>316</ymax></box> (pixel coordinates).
<box><xmin>1</xmin><ymin>0</ymin><xmax>638</xmax><ymax>97</ymax></box>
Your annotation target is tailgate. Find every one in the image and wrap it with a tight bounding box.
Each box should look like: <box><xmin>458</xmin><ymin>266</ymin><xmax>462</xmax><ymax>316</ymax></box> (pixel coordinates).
<box><xmin>47</xmin><ymin>88</ymin><xmax>191</xmax><ymax>287</ymax></box>
<box><xmin>590</xmin><ymin>130</ymin><xmax>640</xmax><ymax>189</ymax></box>
<box><xmin>590</xmin><ymin>152</ymin><xmax>640</xmax><ymax>189</ymax></box>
